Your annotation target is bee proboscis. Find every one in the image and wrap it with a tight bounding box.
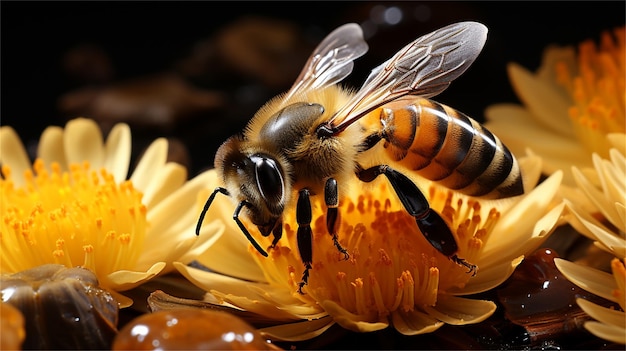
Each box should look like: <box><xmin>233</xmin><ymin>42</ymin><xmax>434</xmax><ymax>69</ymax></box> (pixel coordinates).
<box><xmin>197</xmin><ymin>21</ymin><xmax>524</xmax><ymax>293</ymax></box>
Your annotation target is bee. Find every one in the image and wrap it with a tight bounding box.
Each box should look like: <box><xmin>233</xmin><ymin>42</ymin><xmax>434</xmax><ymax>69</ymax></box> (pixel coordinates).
<box><xmin>196</xmin><ymin>21</ymin><xmax>524</xmax><ymax>293</ymax></box>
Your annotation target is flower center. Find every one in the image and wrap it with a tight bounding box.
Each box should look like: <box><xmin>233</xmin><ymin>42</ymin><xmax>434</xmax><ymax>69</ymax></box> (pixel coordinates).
<box><xmin>1</xmin><ymin>159</ymin><xmax>147</xmax><ymax>284</ymax></box>
<box><xmin>556</xmin><ymin>26</ymin><xmax>625</xmax><ymax>156</ymax></box>
<box><xmin>248</xmin><ymin>181</ymin><xmax>500</xmax><ymax>318</ymax></box>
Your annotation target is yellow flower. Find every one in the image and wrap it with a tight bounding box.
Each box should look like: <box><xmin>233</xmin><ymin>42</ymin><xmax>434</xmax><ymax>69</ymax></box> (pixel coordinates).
<box><xmin>485</xmin><ymin>26</ymin><xmax>625</xmax><ymax>186</ymax></box>
<box><xmin>554</xmin><ymin>132</ymin><xmax>625</xmax><ymax>344</ymax></box>
<box><xmin>175</xmin><ymin>155</ymin><xmax>565</xmax><ymax>341</ymax></box>
<box><xmin>0</xmin><ymin>118</ymin><xmax>223</xmax><ymax>307</ymax></box>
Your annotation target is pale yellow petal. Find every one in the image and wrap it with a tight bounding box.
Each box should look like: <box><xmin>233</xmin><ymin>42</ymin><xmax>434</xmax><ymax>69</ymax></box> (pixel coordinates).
<box><xmin>506</xmin><ymin>62</ymin><xmax>573</xmax><ymax>137</ymax></box>
<box><xmin>583</xmin><ymin>321</ymin><xmax>626</xmax><ymax>345</ymax></box>
<box><xmin>554</xmin><ymin>259</ymin><xmax>617</xmax><ymax>303</ymax></box>
<box><xmin>535</xmin><ymin>45</ymin><xmax>577</xmax><ymax>83</ymax></box>
<box><xmin>174</xmin><ymin>262</ymin><xmax>269</xmax><ymax>298</ymax></box>
<box><xmin>482</xmin><ymin>174</ymin><xmax>564</xmax><ymax>260</ymax></box>
<box><xmin>141</xmin><ymin>162</ymin><xmax>187</xmax><ymax>208</ymax></box>
<box><xmin>391</xmin><ymin>309</ymin><xmax>443</xmax><ymax>336</ymax></box>
<box><xmin>109</xmin><ymin>290</ymin><xmax>134</xmax><ymax>309</ymax></box>
<box><xmin>423</xmin><ymin>296</ymin><xmax>496</xmax><ymax>325</ymax></box>
<box><xmin>485</xmin><ymin>105</ymin><xmax>589</xmax><ymax>185</ymax></box>
<box><xmin>103</xmin><ymin>122</ymin><xmax>131</xmax><ymax>183</ymax></box>
<box><xmin>130</xmin><ymin>138</ymin><xmax>168</xmax><ymax>192</ymax></box>
<box><xmin>577</xmin><ymin>298</ymin><xmax>626</xmax><ymax>331</ymax></box>
<box><xmin>450</xmin><ymin>256</ymin><xmax>524</xmax><ymax>295</ymax></box>
<box><xmin>37</xmin><ymin>126</ymin><xmax>68</xmax><ymax>171</ymax></box>
<box><xmin>106</xmin><ymin>261</ymin><xmax>166</xmax><ymax>291</ymax></box>
<box><xmin>0</xmin><ymin>126</ymin><xmax>31</xmax><ymax>186</ymax></box>
<box><xmin>259</xmin><ymin>317</ymin><xmax>335</xmax><ymax>342</ymax></box>
<box><xmin>607</xmin><ymin>133</ymin><xmax>626</xmax><ymax>155</ymax></box>
<box><xmin>567</xmin><ymin>201</ymin><xmax>626</xmax><ymax>257</ymax></box>
<box><xmin>320</xmin><ymin>300</ymin><xmax>388</xmax><ymax>333</ymax></box>
<box><xmin>64</xmin><ymin>118</ymin><xmax>104</xmax><ymax>168</ymax></box>
<box><xmin>146</xmin><ymin>168</ymin><xmax>212</xmax><ymax>241</ymax></box>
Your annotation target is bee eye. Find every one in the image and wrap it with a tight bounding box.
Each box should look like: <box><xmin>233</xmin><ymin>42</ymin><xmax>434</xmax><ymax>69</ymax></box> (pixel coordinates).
<box><xmin>250</xmin><ymin>155</ymin><xmax>284</xmax><ymax>206</ymax></box>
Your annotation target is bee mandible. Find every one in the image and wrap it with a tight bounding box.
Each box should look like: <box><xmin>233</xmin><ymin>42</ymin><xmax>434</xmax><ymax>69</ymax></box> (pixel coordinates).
<box><xmin>196</xmin><ymin>22</ymin><xmax>524</xmax><ymax>293</ymax></box>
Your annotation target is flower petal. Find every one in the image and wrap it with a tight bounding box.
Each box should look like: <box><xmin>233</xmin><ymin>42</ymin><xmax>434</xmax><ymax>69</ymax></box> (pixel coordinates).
<box><xmin>141</xmin><ymin>162</ymin><xmax>187</xmax><ymax>209</ymax></box>
<box><xmin>506</xmin><ymin>63</ymin><xmax>573</xmax><ymax>137</ymax></box>
<box><xmin>64</xmin><ymin>118</ymin><xmax>105</xmax><ymax>168</ymax></box>
<box><xmin>554</xmin><ymin>259</ymin><xmax>617</xmax><ymax>303</ymax></box>
<box><xmin>103</xmin><ymin>122</ymin><xmax>131</xmax><ymax>183</ymax></box>
<box><xmin>130</xmin><ymin>138</ymin><xmax>168</xmax><ymax>193</ymax></box>
<box><xmin>566</xmin><ymin>201</ymin><xmax>626</xmax><ymax>258</ymax></box>
<box><xmin>37</xmin><ymin>126</ymin><xmax>68</xmax><ymax>171</ymax></box>
<box><xmin>485</xmin><ymin>105</ymin><xmax>591</xmax><ymax>185</ymax></box>
<box><xmin>577</xmin><ymin>298</ymin><xmax>625</xmax><ymax>331</ymax></box>
<box><xmin>583</xmin><ymin>321</ymin><xmax>626</xmax><ymax>345</ymax></box>
<box><xmin>607</xmin><ymin>133</ymin><xmax>626</xmax><ymax>155</ymax></box>
<box><xmin>106</xmin><ymin>262</ymin><xmax>166</xmax><ymax>291</ymax></box>
<box><xmin>174</xmin><ymin>263</ymin><xmax>269</xmax><ymax>298</ymax></box>
<box><xmin>391</xmin><ymin>309</ymin><xmax>444</xmax><ymax>336</ymax></box>
<box><xmin>451</xmin><ymin>256</ymin><xmax>524</xmax><ymax>295</ymax></box>
<box><xmin>320</xmin><ymin>300</ymin><xmax>388</xmax><ymax>333</ymax></box>
<box><xmin>0</xmin><ymin>126</ymin><xmax>31</xmax><ymax>186</ymax></box>
<box><xmin>259</xmin><ymin>317</ymin><xmax>335</xmax><ymax>342</ymax></box>
<box><xmin>482</xmin><ymin>173</ymin><xmax>564</xmax><ymax>260</ymax></box>
<box><xmin>423</xmin><ymin>295</ymin><xmax>496</xmax><ymax>325</ymax></box>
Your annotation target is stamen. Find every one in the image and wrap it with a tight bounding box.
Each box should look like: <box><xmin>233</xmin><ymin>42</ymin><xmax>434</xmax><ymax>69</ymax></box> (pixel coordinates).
<box><xmin>0</xmin><ymin>160</ymin><xmax>147</xmax><ymax>287</ymax></box>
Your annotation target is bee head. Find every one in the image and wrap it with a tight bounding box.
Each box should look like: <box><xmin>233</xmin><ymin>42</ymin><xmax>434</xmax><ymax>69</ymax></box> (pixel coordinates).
<box><xmin>214</xmin><ymin>136</ymin><xmax>289</xmax><ymax>232</ymax></box>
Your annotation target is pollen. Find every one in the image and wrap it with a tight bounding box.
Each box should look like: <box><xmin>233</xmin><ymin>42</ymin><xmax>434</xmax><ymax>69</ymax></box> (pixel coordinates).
<box><xmin>556</xmin><ymin>26</ymin><xmax>625</xmax><ymax>156</ymax></box>
<box><xmin>1</xmin><ymin>159</ymin><xmax>147</xmax><ymax>284</ymax></box>
<box><xmin>248</xmin><ymin>180</ymin><xmax>500</xmax><ymax>318</ymax></box>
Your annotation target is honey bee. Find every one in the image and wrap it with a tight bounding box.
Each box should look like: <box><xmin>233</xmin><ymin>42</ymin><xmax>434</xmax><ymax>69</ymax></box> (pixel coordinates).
<box><xmin>196</xmin><ymin>21</ymin><xmax>524</xmax><ymax>293</ymax></box>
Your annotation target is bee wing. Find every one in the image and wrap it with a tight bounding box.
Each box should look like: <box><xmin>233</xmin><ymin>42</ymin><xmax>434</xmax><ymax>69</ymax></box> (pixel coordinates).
<box><xmin>328</xmin><ymin>21</ymin><xmax>488</xmax><ymax>133</ymax></box>
<box><xmin>283</xmin><ymin>23</ymin><xmax>369</xmax><ymax>101</ymax></box>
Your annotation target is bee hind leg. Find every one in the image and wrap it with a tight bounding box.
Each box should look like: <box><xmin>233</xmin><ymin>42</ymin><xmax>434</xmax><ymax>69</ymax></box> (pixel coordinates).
<box><xmin>356</xmin><ymin>165</ymin><xmax>477</xmax><ymax>274</ymax></box>
<box><xmin>296</xmin><ymin>189</ymin><xmax>313</xmax><ymax>294</ymax></box>
<box><xmin>324</xmin><ymin>178</ymin><xmax>349</xmax><ymax>260</ymax></box>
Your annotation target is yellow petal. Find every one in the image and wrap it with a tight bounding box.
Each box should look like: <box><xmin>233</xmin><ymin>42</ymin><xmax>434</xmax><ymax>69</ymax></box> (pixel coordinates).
<box><xmin>583</xmin><ymin>321</ymin><xmax>626</xmax><ymax>345</ymax></box>
<box><xmin>423</xmin><ymin>295</ymin><xmax>496</xmax><ymax>325</ymax></box>
<box><xmin>483</xmin><ymin>173</ymin><xmax>563</xmax><ymax>259</ymax></box>
<box><xmin>577</xmin><ymin>298</ymin><xmax>625</xmax><ymax>331</ymax></box>
<box><xmin>174</xmin><ymin>263</ymin><xmax>269</xmax><ymax>298</ymax></box>
<box><xmin>554</xmin><ymin>259</ymin><xmax>617</xmax><ymax>302</ymax></box>
<box><xmin>142</xmin><ymin>162</ymin><xmax>187</xmax><ymax>208</ymax></box>
<box><xmin>391</xmin><ymin>309</ymin><xmax>443</xmax><ymax>336</ymax></box>
<box><xmin>106</xmin><ymin>261</ymin><xmax>166</xmax><ymax>291</ymax></box>
<box><xmin>507</xmin><ymin>63</ymin><xmax>573</xmax><ymax>137</ymax></box>
<box><xmin>130</xmin><ymin>138</ymin><xmax>168</xmax><ymax>192</ymax></box>
<box><xmin>259</xmin><ymin>317</ymin><xmax>335</xmax><ymax>342</ymax></box>
<box><xmin>321</xmin><ymin>300</ymin><xmax>388</xmax><ymax>333</ymax></box>
<box><xmin>64</xmin><ymin>118</ymin><xmax>105</xmax><ymax>168</ymax></box>
<box><xmin>103</xmin><ymin>122</ymin><xmax>131</xmax><ymax>183</ymax></box>
<box><xmin>0</xmin><ymin>126</ymin><xmax>31</xmax><ymax>186</ymax></box>
<box><xmin>37</xmin><ymin>126</ymin><xmax>68</xmax><ymax>171</ymax></box>
<box><xmin>450</xmin><ymin>256</ymin><xmax>524</xmax><ymax>295</ymax></box>
<box><xmin>607</xmin><ymin>133</ymin><xmax>626</xmax><ymax>155</ymax></box>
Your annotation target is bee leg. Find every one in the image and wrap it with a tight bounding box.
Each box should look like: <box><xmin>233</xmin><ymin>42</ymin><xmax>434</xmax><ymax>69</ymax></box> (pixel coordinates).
<box><xmin>233</xmin><ymin>200</ymin><xmax>269</xmax><ymax>257</ymax></box>
<box><xmin>296</xmin><ymin>189</ymin><xmax>313</xmax><ymax>294</ymax></box>
<box><xmin>324</xmin><ymin>178</ymin><xmax>349</xmax><ymax>260</ymax></box>
<box><xmin>356</xmin><ymin>165</ymin><xmax>477</xmax><ymax>276</ymax></box>
<box><xmin>268</xmin><ymin>218</ymin><xmax>283</xmax><ymax>250</ymax></box>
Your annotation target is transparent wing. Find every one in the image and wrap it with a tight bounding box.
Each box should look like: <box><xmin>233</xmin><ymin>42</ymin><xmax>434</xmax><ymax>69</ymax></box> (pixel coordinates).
<box><xmin>328</xmin><ymin>21</ymin><xmax>488</xmax><ymax>133</ymax></box>
<box><xmin>283</xmin><ymin>23</ymin><xmax>369</xmax><ymax>101</ymax></box>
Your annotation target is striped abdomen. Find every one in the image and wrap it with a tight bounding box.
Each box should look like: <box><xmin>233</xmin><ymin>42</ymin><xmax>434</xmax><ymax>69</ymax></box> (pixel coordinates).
<box><xmin>379</xmin><ymin>97</ymin><xmax>523</xmax><ymax>199</ymax></box>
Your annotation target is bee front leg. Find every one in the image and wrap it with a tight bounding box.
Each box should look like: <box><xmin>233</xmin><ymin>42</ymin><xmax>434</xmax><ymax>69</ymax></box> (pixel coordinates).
<box><xmin>324</xmin><ymin>178</ymin><xmax>349</xmax><ymax>260</ymax></box>
<box><xmin>356</xmin><ymin>165</ymin><xmax>476</xmax><ymax>275</ymax></box>
<box><xmin>296</xmin><ymin>189</ymin><xmax>313</xmax><ymax>294</ymax></box>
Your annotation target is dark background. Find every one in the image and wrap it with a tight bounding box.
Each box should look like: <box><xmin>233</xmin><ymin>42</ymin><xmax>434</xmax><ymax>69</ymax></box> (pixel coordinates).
<box><xmin>2</xmin><ymin>1</ymin><xmax>625</xmax><ymax>177</ymax></box>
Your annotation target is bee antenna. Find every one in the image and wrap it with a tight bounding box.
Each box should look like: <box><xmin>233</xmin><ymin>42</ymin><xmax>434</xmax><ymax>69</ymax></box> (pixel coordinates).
<box><xmin>196</xmin><ymin>187</ymin><xmax>230</xmax><ymax>236</ymax></box>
